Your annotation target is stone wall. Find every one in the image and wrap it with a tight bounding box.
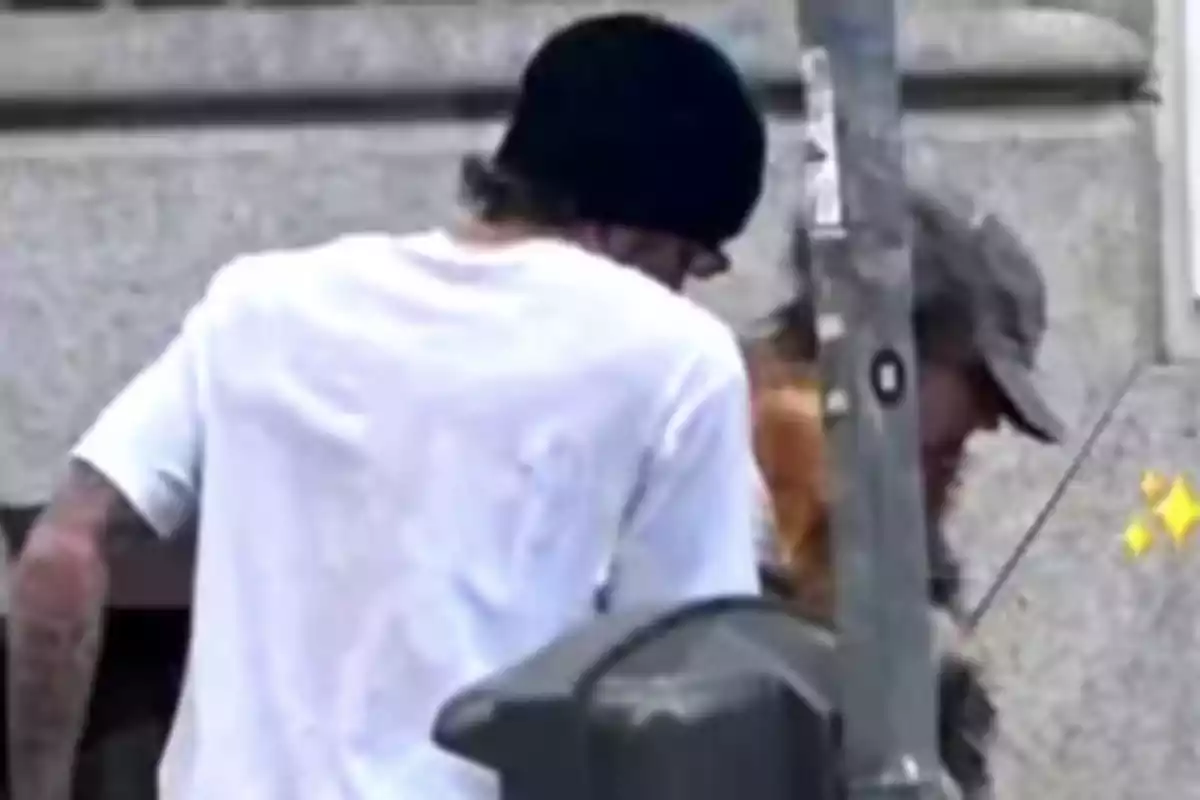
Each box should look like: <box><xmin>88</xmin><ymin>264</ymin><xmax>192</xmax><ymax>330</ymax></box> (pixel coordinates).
<box><xmin>0</xmin><ymin>2</ymin><xmax>1187</xmax><ymax>798</ymax></box>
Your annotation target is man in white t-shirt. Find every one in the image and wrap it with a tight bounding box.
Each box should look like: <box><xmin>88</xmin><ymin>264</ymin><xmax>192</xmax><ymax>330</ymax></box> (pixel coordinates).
<box><xmin>7</xmin><ymin>13</ymin><xmax>767</xmax><ymax>800</ymax></box>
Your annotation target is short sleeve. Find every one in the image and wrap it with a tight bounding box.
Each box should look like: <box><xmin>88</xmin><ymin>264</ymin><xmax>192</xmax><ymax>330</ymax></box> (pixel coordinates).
<box><xmin>71</xmin><ymin>298</ymin><xmax>211</xmax><ymax>539</ymax></box>
<box><xmin>607</xmin><ymin>355</ymin><xmax>762</xmax><ymax>610</ymax></box>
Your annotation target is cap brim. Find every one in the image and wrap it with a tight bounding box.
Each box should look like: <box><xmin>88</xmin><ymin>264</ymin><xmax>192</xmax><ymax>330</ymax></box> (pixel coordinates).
<box><xmin>982</xmin><ymin>352</ymin><xmax>1064</xmax><ymax>444</ymax></box>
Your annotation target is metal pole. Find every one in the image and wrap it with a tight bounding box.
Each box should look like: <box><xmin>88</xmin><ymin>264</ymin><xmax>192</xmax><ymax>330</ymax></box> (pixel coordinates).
<box><xmin>796</xmin><ymin>1</ymin><xmax>942</xmax><ymax>798</ymax></box>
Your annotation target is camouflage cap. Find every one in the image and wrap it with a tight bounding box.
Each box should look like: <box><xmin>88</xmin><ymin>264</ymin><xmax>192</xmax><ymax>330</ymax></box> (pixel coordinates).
<box><xmin>910</xmin><ymin>187</ymin><xmax>1063</xmax><ymax>443</ymax></box>
<box><xmin>773</xmin><ymin>181</ymin><xmax>1064</xmax><ymax>444</ymax></box>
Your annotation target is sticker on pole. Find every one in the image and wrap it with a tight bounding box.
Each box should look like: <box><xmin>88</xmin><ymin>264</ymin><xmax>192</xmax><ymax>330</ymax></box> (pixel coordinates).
<box><xmin>800</xmin><ymin>47</ymin><xmax>842</xmax><ymax>230</ymax></box>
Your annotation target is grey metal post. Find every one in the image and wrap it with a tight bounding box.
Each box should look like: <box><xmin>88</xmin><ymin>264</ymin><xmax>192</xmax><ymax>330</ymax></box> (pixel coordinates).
<box><xmin>796</xmin><ymin>1</ymin><xmax>942</xmax><ymax>798</ymax></box>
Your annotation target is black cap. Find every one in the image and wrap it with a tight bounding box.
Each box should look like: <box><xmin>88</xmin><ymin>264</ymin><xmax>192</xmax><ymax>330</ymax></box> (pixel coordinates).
<box><xmin>494</xmin><ymin>13</ymin><xmax>767</xmax><ymax>250</ymax></box>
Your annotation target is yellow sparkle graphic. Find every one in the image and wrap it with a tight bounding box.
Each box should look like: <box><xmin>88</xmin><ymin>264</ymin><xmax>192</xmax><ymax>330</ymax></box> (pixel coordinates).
<box><xmin>1154</xmin><ymin>477</ymin><xmax>1200</xmax><ymax>547</ymax></box>
<box><xmin>1125</xmin><ymin>472</ymin><xmax>1200</xmax><ymax>557</ymax></box>
<box><xmin>1124</xmin><ymin>518</ymin><xmax>1154</xmax><ymax>558</ymax></box>
<box><xmin>1141</xmin><ymin>470</ymin><xmax>1170</xmax><ymax>504</ymax></box>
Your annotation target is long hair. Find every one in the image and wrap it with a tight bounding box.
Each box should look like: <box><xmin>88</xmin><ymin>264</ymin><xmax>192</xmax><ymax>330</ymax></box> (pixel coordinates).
<box><xmin>745</xmin><ymin>342</ymin><xmax>832</xmax><ymax>620</ymax></box>
<box><xmin>747</xmin><ymin>352</ymin><xmax>996</xmax><ymax>797</ymax></box>
<box><xmin>746</xmin><ymin>222</ymin><xmax>995</xmax><ymax>793</ymax></box>
<box><xmin>765</xmin><ymin>212</ymin><xmax>973</xmax><ymax>612</ymax></box>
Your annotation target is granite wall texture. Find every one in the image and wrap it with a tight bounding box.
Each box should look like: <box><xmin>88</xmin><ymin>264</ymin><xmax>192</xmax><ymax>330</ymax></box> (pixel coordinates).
<box><xmin>0</xmin><ymin>1</ymin><xmax>1187</xmax><ymax>798</ymax></box>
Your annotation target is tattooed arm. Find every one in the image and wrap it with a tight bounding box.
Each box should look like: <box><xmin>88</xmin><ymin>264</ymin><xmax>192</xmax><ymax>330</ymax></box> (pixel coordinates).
<box><xmin>7</xmin><ymin>307</ymin><xmax>208</xmax><ymax>800</ymax></box>
<box><xmin>6</xmin><ymin>269</ymin><xmax>228</xmax><ymax>800</ymax></box>
<box><xmin>7</xmin><ymin>460</ymin><xmax>160</xmax><ymax>800</ymax></box>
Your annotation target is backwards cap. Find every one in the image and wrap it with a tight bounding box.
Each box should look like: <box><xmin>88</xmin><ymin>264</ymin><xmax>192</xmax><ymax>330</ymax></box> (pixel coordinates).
<box><xmin>495</xmin><ymin>13</ymin><xmax>767</xmax><ymax>250</ymax></box>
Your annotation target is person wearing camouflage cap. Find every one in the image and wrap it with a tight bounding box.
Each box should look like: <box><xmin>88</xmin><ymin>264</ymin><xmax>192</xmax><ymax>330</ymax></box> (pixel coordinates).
<box><xmin>762</xmin><ymin>182</ymin><xmax>1062</xmax><ymax>609</ymax></box>
<box><xmin>751</xmin><ymin>183</ymin><xmax>1058</xmax><ymax>800</ymax></box>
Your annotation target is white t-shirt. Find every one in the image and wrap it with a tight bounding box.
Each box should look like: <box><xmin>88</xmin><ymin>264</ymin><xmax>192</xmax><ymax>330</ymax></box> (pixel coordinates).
<box><xmin>73</xmin><ymin>230</ymin><xmax>761</xmax><ymax>800</ymax></box>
